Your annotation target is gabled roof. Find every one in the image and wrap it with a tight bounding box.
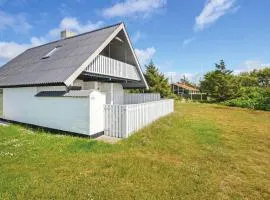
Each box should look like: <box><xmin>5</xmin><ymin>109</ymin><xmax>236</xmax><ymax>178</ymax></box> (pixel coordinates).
<box><xmin>0</xmin><ymin>23</ymin><xmax>148</xmax><ymax>89</ymax></box>
<box><xmin>172</xmin><ymin>82</ymin><xmax>200</xmax><ymax>91</ymax></box>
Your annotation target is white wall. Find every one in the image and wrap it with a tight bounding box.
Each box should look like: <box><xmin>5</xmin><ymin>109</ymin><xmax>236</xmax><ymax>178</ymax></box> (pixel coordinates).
<box><xmin>73</xmin><ymin>80</ymin><xmax>124</xmax><ymax>104</ymax></box>
<box><xmin>97</xmin><ymin>82</ymin><xmax>112</xmax><ymax>104</ymax></box>
<box><xmin>89</xmin><ymin>90</ymin><xmax>106</xmax><ymax>135</ymax></box>
<box><xmin>96</xmin><ymin>82</ymin><xmax>124</xmax><ymax>104</ymax></box>
<box><xmin>112</xmin><ymin>83</ymin><xmax>124</xmax><ymax>104</ymax></box>
<box><xmin>3</xmin><ymin>87</ymin><xmax>91</xmax><ymax>135</ymax></box>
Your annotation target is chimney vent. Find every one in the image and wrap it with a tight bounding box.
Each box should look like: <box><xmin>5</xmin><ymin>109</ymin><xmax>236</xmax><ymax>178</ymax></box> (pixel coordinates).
<box><xmin>61</xmin><ymin>30</ymin><xmax>75</xmax><ymax>39</ymax></box>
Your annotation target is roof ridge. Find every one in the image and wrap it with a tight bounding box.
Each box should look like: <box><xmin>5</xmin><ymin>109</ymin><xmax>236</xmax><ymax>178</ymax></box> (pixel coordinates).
<box><xmin>27</xmin><ymin>22</ymin><xmax>123</xmax><ymax>51</ymax></box>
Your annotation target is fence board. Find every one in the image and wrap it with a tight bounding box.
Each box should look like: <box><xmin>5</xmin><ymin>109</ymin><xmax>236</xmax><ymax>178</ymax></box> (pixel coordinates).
<box><xmin>104</xmin><ymin>99</ymin><xmax>174</xmax><ymax>138</ymax></box>
<box><xmin>124</xmin><ymin>93</ymin><xmax>160</xmax><ymax>104</ymax></box>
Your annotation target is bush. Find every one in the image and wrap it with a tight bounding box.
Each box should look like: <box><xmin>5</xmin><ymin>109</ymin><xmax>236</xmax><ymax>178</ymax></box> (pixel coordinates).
<box><xmin>223</xmin><ymin>87</ymin><xmax>270</xmax><ymax>111</ymax></box>
<box><xmin>181</xmin><ymin>93</ymin><xmax>208</xmax><ymax>101</ymax></box>
<box><xmin>200</xmin><ymin>60</ymin><xmax>240</xmax><ymax>102</ymax></box>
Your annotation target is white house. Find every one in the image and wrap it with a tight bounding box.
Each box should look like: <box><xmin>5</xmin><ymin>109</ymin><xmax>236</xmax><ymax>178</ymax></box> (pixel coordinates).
<box><xmin>0</xmin><ymin>23</ymin><xmax>174</xmax><ymax>138</ymax></box>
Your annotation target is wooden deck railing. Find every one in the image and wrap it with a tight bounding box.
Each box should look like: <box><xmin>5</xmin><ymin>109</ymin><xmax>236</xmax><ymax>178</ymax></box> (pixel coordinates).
<box><xmin>85</xmin><ymin>55</ymin><xmax>140</xmax><ymax>81</ymax></box>
<box><xmin>104</xmin><ymin>99</ymin><xmax>174</xmax><ymax>138</ymax></box>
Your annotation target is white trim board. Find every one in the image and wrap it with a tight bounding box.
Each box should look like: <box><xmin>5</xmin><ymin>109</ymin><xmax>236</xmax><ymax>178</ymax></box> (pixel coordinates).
<box><xmin>121</xmin><ymin>24</ymin><xmax>149</xmax><ymax>89</ymax></box>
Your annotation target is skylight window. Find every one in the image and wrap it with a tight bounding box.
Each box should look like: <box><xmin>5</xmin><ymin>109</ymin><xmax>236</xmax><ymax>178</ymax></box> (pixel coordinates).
<box><xmin>42</xmin><ymin>46</ymin><xmax>61</xmax><ymax>59</ymax></box>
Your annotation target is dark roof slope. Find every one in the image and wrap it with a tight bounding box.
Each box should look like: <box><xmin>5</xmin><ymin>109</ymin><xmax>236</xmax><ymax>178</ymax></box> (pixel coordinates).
<box><xmin>0</xmin><ymin>23</ymin><xmax>121</xmax><ymax>87</ymax></box>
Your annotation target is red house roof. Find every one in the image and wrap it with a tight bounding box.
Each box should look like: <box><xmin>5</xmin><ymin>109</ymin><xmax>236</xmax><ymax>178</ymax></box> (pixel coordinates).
<box><xmin>172</xmin><ymin>82</ymin><xmax>200</xmax><ymax>92</ymax></box>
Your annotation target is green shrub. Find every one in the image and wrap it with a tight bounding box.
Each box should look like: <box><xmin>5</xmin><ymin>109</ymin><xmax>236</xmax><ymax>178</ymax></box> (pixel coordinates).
<box><xmin>181</xmin><ymin>93</ymin><xmax>208</xmax><ymax>101</ymax></box>
<box><xmin>223</xmin><ymin>87</ymin><xmax>270</xmax><ymax>111</ymax></box>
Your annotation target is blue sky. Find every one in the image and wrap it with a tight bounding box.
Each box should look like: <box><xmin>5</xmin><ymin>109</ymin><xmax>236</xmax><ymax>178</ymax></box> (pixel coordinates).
<box><xmin>0</xmin><ymin>0</ymin><xmax>269</xmax><ymax>82</ymax></box>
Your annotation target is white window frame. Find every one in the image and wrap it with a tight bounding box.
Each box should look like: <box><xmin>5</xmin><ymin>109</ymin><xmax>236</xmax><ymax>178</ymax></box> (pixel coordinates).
<box><xmin>42</xmin><ymin>46</ymin><xmax>61</xmax><ymax>59</ymax></box>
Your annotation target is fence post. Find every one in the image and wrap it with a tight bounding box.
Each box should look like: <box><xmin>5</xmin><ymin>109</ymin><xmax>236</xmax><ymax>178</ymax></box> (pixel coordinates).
<box><xmin>123</xmin><ymin>105</ymin><xmax>128</xmax><ymax>138</ymax></box>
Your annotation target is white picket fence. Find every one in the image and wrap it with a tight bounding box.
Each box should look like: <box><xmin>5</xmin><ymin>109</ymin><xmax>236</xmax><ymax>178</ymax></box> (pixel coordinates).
<box><xmin>124</xmin><ymin>93</ymin><xmax>160</xmax><ymax>104</ymax></box>
<box><xmin>104</xmin><ymin>99</ymin><xmax>174</xmax><ymax>138</ymax></box>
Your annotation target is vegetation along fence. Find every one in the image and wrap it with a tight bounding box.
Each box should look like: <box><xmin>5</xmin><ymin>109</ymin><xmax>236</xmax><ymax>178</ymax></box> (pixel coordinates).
<box><xmin>104</xmin><ymin>99</ymin><xmax>174</xmax><ymax>138</ymax></box>
<box><xmin>181</xmin><ymin>93</ymin><xmax>207</xmax><ymax>101</ymax></box>
<box><xmin>124</xmin><ymin>93</ymin><xmax>160</xmax><ymax>104</ymax></box>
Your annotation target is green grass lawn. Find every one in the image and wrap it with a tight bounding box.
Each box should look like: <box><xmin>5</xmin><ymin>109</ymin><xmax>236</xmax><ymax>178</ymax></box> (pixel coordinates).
<box><xmin>0</xmin><ymin>102</ymin><xmax>269</xmax><ymax>199</ymax></box>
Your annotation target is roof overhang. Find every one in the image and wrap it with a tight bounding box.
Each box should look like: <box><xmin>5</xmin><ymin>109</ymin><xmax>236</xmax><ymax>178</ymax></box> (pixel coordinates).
<box><xmin>79</xmin><ymin>71</ymin><xmax>141</xmax><ymax>84</ymax></box>
<box><xmin>0</xmin><ymin>82</ymin><xmax>65</xmax><ymax>88</ymax></box>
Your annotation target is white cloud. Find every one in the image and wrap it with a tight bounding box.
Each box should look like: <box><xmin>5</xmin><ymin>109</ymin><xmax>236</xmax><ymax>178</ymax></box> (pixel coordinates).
<box><xmin>165</xmin><ymin>72</ymin><xmax>178</xmax><ymax>84</ymax></box>
<box><xmin>0</xmin><ymin>17</ymin><xmax>103</xmax><ymax>65</ymax></box>
<box><xmin>183</xmin><ymin>37</ymin><xmax>195</xmax><ymax>47</ymax></box>
<box><xmin>0</xmin><ymin>10</ymin><xmax>31</xmax><ymax>33</ymax></box>
<box><xmin>233</xmin><ymin>60</ymin><xmax>270</xmax><ymax>74</ymax></box>
<box><xmin>60</xmin><ymin>17</ymin><xmax>103</xmax><ymax>33</ymax></box>
<box><xmin>132</xmin><ymin>30</ymin><xmax>142</xmax><ymax>43</ymax></box>
<box><xmin>0</xmin><ymin>37</ymin><xmax>47</xmax><ymax>63</ymax></box>
<box><xmin>244</xmin><ymin>60</ymin><xmax>262</xmax><ymax>69</ymax></box>
<box><xmin>49</xmin><ymin>17</ymin><xmax>103</xmax><ymax>38</ymax></box>
<box><xmin>194</xmin><ymin>0</ymin><xmax>237</xmax><ymax>31</ymax></box>
<box><xmin>0</xmin><ymin>41</ymin><xmax>30</xmax><ymax>61</ymax></box>
<box><xmin>102</xmin><ymin>0</ymin><xmax>167</xmax><ymax>18</ymax></box>
<box><xmin>165</xmin><ymin>72</ymin><xmax>203</xmax><ymax>84</ymax></box>
<box><xmin>0</xmin><ymin>11</ymin><xmax>14</xmax><ymax>30</ymax></box>
<box><xmin>165</xmin><ymin>72</ymin><xmax>193</xmax><ymax>84</ymax></box>
<box><xmin>135</xmin><ymin>47</ymin><xmax>156</xmax><ymax>66</ymax></box>
<box><xmin>30</xmin><ymin>37</ymin><xmax>47</xmax><ymax>46</ymax></box>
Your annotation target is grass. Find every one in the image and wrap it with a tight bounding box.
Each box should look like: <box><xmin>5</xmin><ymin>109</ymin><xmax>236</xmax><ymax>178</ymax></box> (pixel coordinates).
<box><xmin>0</xmin><ymin>102</ymin><xmax>269</xmax><ymax>199</ymax></box>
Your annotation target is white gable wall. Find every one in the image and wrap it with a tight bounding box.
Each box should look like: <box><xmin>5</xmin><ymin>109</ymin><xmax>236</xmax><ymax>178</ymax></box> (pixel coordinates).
<box><xmin>3</xmin><ymin>87</ymin><xmax>91</xmax><ymax>135</ymax></box>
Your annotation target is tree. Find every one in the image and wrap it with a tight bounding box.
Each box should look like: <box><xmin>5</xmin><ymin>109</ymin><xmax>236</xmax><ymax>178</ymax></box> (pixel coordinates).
<box><xmin>251</xmin><ymin>67</ymin><xmax>270</xmax><ymax>87</ymax></box>
<box><xmin>237</xmin><ymin>72</ymin><xmax>258</xmax><ymax>87</ymax></box>
<box><xmin>200</xmin><ymin>60</ymin><xmax>239</xmax><ymax>101</ymax></box>
<box><xmin>237</xmin><ymin>67</ymin><xmax>270</xmax><ymax>87</ymax></box>
<box><xmin>179</xmin><ymin>75</ymin><xmax>199</xmax><ymax>88</ymax></box>
<box><xmin>180</xmin><ymin>75</ymin><xmax>191</xmax><ymax>85</ymax></box>
<box><xmin>144</xmin><ymin>61</ymin><xmax>172</xmax><ymax>97</ymax></box>
<box><xmin>215</xmin><ymin>59</ymin><xmax>232</xmax><ymax>74</ymax></box>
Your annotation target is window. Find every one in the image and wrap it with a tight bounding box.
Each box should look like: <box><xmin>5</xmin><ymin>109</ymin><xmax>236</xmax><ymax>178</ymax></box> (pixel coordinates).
<box><xmin>42</xmin><ymin>46</ymin><xmax>61</xmax><ymax>59</ymax></box>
